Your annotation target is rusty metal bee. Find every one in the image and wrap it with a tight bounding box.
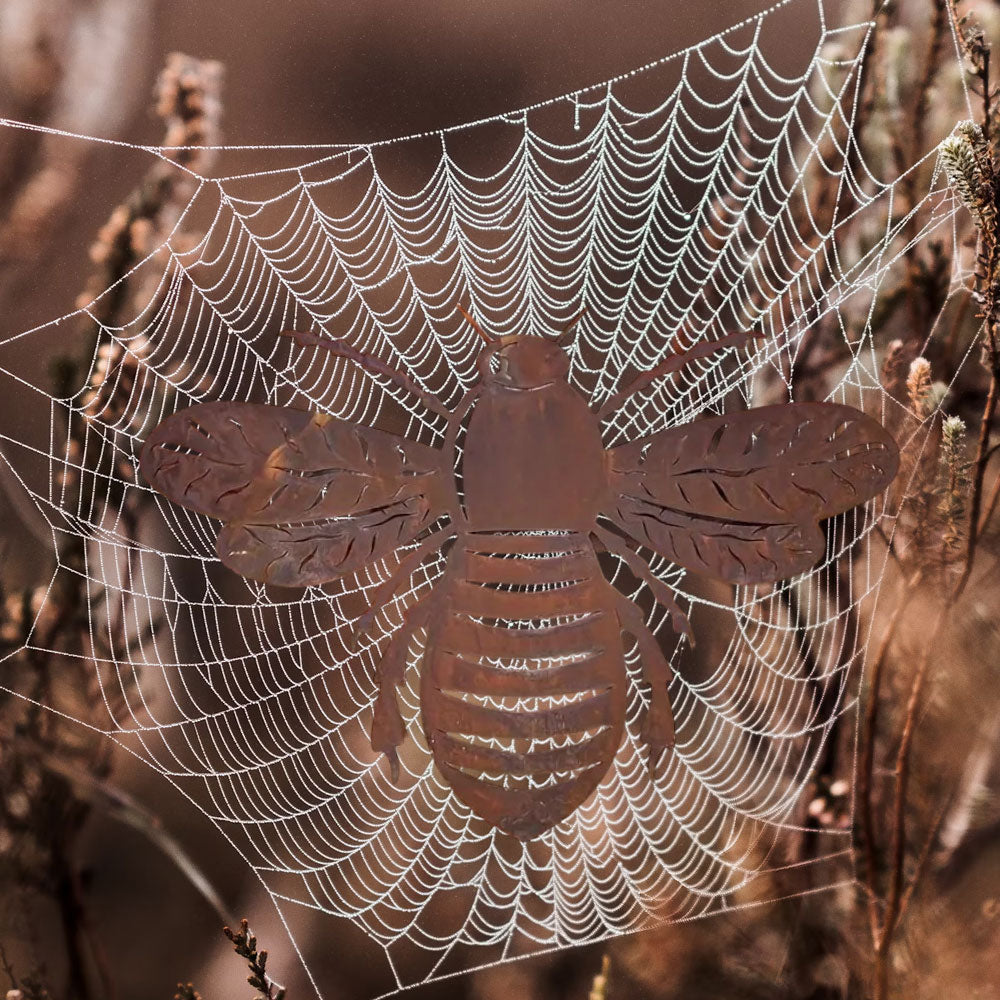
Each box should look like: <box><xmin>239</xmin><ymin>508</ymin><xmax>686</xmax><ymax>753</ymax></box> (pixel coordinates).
<box><xmin>139</xmin><ymin>312</ymin><xmax>899</xmax><ymax>840</ymax></box>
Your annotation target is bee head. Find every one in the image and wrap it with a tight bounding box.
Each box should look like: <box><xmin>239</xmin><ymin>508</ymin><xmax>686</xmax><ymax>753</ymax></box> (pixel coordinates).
<box><xmin>460</xmin><ymin>306</ymin><xmax>586</xmax><ymax>390</ymax></box>
<box><xmin>478</xmin><ymin>336</ymin><xmax>570</xmax><ymax>388</ymax></box>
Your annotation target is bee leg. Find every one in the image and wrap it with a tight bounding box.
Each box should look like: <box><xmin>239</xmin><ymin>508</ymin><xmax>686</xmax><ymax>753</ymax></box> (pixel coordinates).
<box><xmin>349</xmin><ymin>526</ymin><xmax>455</xmax><ymax>650</ymax></box>
<box><xmin>594</xmin><ymin>329</ymin><xmax>763</xmax><ymax>420</ymax></box>
<box><xmin>613</xmin><ymin>590</ymin><xmax>675</xmax><ymax>772</ymax></box>
<box><xmin>370</xmin><ymin>594</ymin><xmax>432</xmax><ymax>782</ymax></box>
<box><xmin>592</xmin><ymin>525</ymin><xmax>694</xmax><ymax>645</ymax></box>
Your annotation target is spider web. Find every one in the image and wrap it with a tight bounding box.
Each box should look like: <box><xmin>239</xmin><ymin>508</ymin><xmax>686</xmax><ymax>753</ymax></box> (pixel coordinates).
<box><xmin>0</xmin><ymin>0</ymin><xmax>972</xmax><ymax>994</ymax></box>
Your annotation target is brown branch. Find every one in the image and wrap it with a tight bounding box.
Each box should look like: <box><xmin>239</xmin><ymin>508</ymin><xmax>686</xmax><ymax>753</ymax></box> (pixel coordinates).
<box><xmin>977</xmin><ymin>450</ymin><xmax>1000</xmax><ymax>533</ymax></box>
<box><xmin>52</xmin><ymin>828</ymin><xmax>113</xmax><ymax>1000</ymax></box>
<box><xmin>902</xmin><ymin>0</ymin><xmax>949</xmax><ymax>336</ymax></box>
<box><xmin>896</xmin><ymin>793</ymin><xmax>951</xmax><ymax>925</ymax></box>
<box><xmin>856</xmin><ymin>28</ymin><xmax>999</xmax><ymax>973</ymax></box>
<box><xmin>863</xmin><ymin>347</ymin><xmax>992</xmax><ymax>996</ymax></box>
<box><xmin>955</xmin><ymin>340</ymin><xmax>1000</xmax><ymax>597</ymax></box>
<box><xmin>871</xmin><ymin>595</ymin><xmax>949</xmax><ymax>1000</ymax></box>
<box><xmin>856</xmin><ymin>568</ymin><xmax>923</xmax><ymax>943</ymax></box>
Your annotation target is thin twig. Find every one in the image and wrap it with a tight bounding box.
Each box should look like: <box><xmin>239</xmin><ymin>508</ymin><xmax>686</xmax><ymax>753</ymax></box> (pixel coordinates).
<box><xmin>857</xmin><ymin>569</ymin><xmax>923</xmax><ymax>942</ymax></box>
<box><xmin>954</xmin><ymin>336</ymin><xmax>1000</xmax><ymax>598</ymax></box>
<box><xmin>872</xmin><ymin>601</ymin><xmax>948</xmax><ymax>1000</ymax></box>
<box><xmin>902</xmin><ymin>0</ymin><xmax>949</xmax><ymax>333</ymax></box>
<box><xmin>977</xmin><ymin>455</ymin><xmax>1000</xmax><ymax>532</ymax></box>
<box><xmin>896</xmin><ymin>793</ymin><xmax>951</xmax><ymax>924</ymax></box>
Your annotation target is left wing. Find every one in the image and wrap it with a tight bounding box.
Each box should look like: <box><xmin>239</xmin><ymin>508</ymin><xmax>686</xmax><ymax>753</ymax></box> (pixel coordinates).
<box><xmin>603</xmin><ymin>402</ymin><xmax>899</xmax><ymax>584</ymax></box>
<box><xmin>140</xmin><ymin>401</ymin><xmax>448</xmax><ymax>587</ymax></box>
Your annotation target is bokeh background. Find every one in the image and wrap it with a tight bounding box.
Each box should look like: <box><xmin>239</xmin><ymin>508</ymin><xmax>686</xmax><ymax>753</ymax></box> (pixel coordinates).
<box><xmin>3</xmin><ymin>2</ymin><xmax>1000</xmax><ymax>999</ymax></box>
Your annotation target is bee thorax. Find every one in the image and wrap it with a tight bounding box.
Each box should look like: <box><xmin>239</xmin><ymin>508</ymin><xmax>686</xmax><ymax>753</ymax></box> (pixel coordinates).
<box><xmin>460</xmin><ymin>381</ymin><xmax>607</xmax><ymax>531</ymax></box>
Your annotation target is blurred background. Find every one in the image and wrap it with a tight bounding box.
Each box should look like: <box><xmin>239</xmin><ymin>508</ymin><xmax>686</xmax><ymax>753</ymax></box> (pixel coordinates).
<box><xmin>2</xmin><ymin>1</ymin><xmax>1000</xmax><ymax>999</ymax></box>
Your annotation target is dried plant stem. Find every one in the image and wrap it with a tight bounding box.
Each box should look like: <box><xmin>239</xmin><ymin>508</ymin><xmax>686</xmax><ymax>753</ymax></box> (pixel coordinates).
<box><xmin>977</xmin><ymin>452</ymin><xmax>1000</xmax><ymax>532</ymax></box>
<box><xmin>896</xmin><ymin>794</ymin><xmax>951</xmax><ymax>925</ymax></box>
<box><xmin>951</xmin><ymin>0</ymin><xmax>1000</xmax><ymax>589</ymax></box>
<box><xmin>955</xmin><ymin>336</ymin><xmax>1000</xmax><ymax>597</ymax></box>
<box><xmin>857</xmin><ymin>568</ymin><xmax>922</xmax><ymax>941</ymax></box>
<box><xmin>19</xmin><ymin>737</ymin><xmax>230</xmax><ymax>924</ymax></box>
<box><xmin>871</xmin><ymin>602</ymin><xmax>947</xmax><ymax>1000</ymax></box>
<box><xmin>863</xmin><ymin>367</ymin><xmax>993</xmax><ymax>996</ymax></box>
<box><xmin>859</xmin><ymin>13</ymin><xmax>1000</xmax><ymax>974</ymax></box>
<box><xmin>53</xmin><ymin>836</ymin><xmax>117</xmax><ymax>1000</ymax></box>
<box><xmin>866</xmin><ymin>464</ymin><xmax>990</xmax><ymax>1000</ymax></box>
<box><xmin>902</xmin><ymin>0</ymin><xmax>949</xmax><ymax>333</ymax></box>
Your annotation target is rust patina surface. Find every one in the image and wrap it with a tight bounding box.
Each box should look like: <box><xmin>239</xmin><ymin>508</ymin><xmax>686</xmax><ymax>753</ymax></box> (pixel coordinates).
<box><xmin>140</xmin><ymin>316</ymin><xmax>899</xmax><ymax>840</ymax></box>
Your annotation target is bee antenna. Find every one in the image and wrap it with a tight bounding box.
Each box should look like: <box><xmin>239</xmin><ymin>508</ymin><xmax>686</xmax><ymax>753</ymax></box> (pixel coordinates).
<box><xmin>457</xmin><ymin>304</ymin><xmax>494</xmax><ymax>344</ymax></box>
<box><xmin>553</xmin><ymin>307</ymin><xmax>587</xmax><ymax>347</ymax></box>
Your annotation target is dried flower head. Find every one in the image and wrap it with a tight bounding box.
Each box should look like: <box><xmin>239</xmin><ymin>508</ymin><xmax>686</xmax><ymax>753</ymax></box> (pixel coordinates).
<box><xmin>906</xmin><ymin>357</ymin><xmax>933</xmax><ymax>415</ymax></box>
<box><xmin>589</xmin><ymin>955</ymin><xmax>611</xmax><ymax>1000</ymax></box>
<box><xmin>937</xmin><ymin>414</ymin><xmax>970</xmax><ymax>558</ymax></box>
<box><xmin>940</xmin><ymin>123</ymin><xmax>996</xmax><ymax>235</ymax></box>
<box><xmin>941</xmin><ymin>134</ymin><xmax>981</xmax><ymax>211</ymax></box>
<box><xmin>881</xmin><ymin>338</ymin><xmax>909</xmax><ymax>402</ymax></box>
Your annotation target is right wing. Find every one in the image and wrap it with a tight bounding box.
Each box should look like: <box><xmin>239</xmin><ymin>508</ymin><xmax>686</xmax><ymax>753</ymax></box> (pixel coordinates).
<box><xmin>140</xmin><ymin>401</ymin><xmax>449</xmax><ymax>587</ymax></box>
<box><xmin>603</xmin><ymin>402</ymin><xmax>899</xmax><ymax>584</ymax></box>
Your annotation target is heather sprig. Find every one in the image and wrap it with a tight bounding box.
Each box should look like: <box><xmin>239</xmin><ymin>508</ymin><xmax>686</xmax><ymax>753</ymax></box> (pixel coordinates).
<box><xmin>223</xmin><ymin>920</ymin><xmax>287</xmax><ymax>1000</ymax></box>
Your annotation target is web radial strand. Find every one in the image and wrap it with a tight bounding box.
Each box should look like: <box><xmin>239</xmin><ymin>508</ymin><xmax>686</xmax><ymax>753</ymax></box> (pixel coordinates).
<box><xmin>0</xmin><ymin>0</ymin><xmax>973</xmax><ymax>993</ymax></box>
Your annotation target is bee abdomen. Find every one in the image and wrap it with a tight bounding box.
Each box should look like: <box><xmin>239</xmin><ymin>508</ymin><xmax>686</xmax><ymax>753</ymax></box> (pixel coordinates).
<box><xmin>422</xmin><ymin>532</ymin><xmax>626</xmax><ymax>840</ymax></box>
<box><xmin>433</xmin><ymin>727</ymin><xmax>618</xmax><ymax>776</ymax></box>
<box><xmin>436</xmin><ymin>652</ymin><xmax>605</xmax><ymax>696</ymax></box>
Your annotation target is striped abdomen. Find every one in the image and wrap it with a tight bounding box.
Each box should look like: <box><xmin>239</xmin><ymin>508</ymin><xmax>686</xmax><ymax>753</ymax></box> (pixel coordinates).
<box><xmin>421</xmin><ymin>531</ymin><xmax>625</xmax><ymax>840</ymax></box>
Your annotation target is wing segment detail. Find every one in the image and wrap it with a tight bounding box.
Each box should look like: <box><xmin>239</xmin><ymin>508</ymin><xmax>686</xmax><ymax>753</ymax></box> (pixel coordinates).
<box><xmin>140</xmin><ymin>402</ymin><xmax>448</xmax><ymax>586</ymax></box>
<box><xmin>605</xmin><ymin>402</ymin><xmax>898</xmax><ymax>584</ymax></box>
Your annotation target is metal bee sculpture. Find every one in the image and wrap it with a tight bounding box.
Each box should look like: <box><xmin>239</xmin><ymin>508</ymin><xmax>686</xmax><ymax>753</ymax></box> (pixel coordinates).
<box><xmin>140</xmin><ymin>312</ymin><xmax>899</xmax><ymax>841</ymax></box>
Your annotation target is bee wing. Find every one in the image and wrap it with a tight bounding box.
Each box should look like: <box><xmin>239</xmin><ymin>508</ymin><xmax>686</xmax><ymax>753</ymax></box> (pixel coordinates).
<box><xmin>140</xmin><ymin>401</ymin><xmax>448</xmax><ymax>586</ymax></box>
<box><xmin>214</xmin><ymin>506</ymin><xmax>434</xmax><ymax>588</ymax></box>
<box><xmin>604</xmin><ymin>402</ymin><xmax>899</xmax><ymax>584</ymax></box>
